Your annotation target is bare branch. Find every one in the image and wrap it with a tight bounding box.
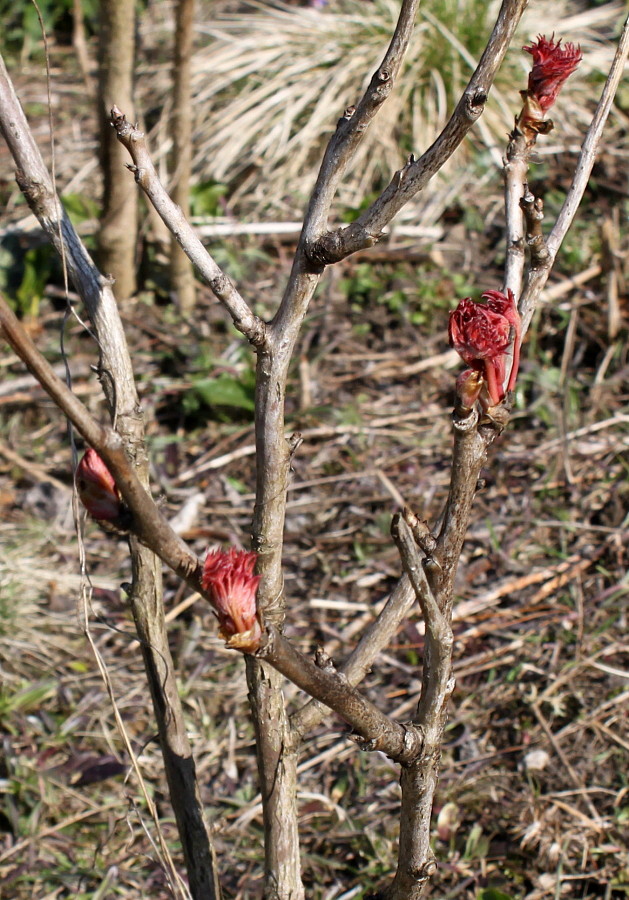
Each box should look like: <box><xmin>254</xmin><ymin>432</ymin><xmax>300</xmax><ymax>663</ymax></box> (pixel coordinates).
<box><xmin>255</xmin><ymin>0</ymin><xmax>427</xmax><ymax>644</ymax></box>
<box><xmin>110</xmin><ymin>107</ymin><xmax>265</xmax><ymax>345</ymax></box>
<box><xmin>261</xmin><ymin>628</ymin><xmax>421</xmax><ymax>764</ymax></box>
<box><xmin>391</xmin><ymin>511</ymin><xmax>453</xmax><ymax>722</ymax></box>
<box><xmin>386</xmin><ymin>515</ymin><xmax>456</xmax><ymax>900</ymax></box>
<box><xmin>310</xmin><ymin>0</ymin><xmax>530</xmax><ymax>265</ymax></box>
<box><xmin>0</xmin><ymin>294</ymin><xmax>205</xmax><ymax>593</ymax></box>
<box><xmin>291</xmin><ymin>577</ymin><xmax>416</xmax><ymax>737</ymax></box>
<box><xmin>392</xmin><ymin>513</ymin><xmax>440</xmax><ymax>617</ymax></box>
<box><xmin>300</xmin><ymin>0</ymin><xmax>421</xmax><ymax>246</ymax></box>
<box><xmin>432</xmin><ymin>408</ymin><xmax>500</xmax><ymax>611</ymax></box>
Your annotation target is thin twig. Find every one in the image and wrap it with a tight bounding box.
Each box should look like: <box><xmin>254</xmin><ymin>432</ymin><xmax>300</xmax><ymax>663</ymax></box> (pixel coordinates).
<box><xmin>110</xmin><ymin>107</ymin><xmax>264</xmax><ymax>344</ymax></box>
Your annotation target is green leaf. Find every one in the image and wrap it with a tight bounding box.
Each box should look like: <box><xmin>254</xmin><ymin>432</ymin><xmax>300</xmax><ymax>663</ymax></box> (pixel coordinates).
<box><xmin>463</xmin><ymin>823</ymin><xmax>490</xmax><ymax>860</ymax></box>
<box><xmin>68</xmin><ymin>660</ymin><xmax>89</xmax><ymax>673</ymax></box>
<box><xmin>15</xmin><ymin>247</ymin><xmax>51</xmax><ymax>317</ymax></box>
<box><xmin>189</xmin><ymin>373</ymin><xmax>255</xmax><ymax>411</ymax></box>
<box><xmin>0</xmin><ymin>680</ymin><xmax>56</xmax><ymax>716</ymax></box>
<box><xmin>477</xmin><ymin>889</ymin><xmax>516</xmax><ymax>900</ymax></box>
<box><xmin>62</xmin><ymin>193</ymin><xmax>99</xmax><ymax>225</ymax></box>
<box><xmin>190</xmin><ymin>181</ymin><xmax>228</xmax><ymax>217</ymax></box>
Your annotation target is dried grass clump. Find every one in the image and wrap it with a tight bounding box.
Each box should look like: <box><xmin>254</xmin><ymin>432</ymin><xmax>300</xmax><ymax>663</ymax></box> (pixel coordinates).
<box><xmin>176</xmin><ymin>0</ymin><xmax>625</xmax><ymax>218</ymax></box>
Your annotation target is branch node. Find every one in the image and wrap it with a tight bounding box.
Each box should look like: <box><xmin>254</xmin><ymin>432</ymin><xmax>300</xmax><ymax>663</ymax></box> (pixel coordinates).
<box><xmin>479</xmin><ymin>404</ymin><xmax>510</xmax><ymax>432</ymax></box>
<box><xmin>338</xmin><ymin>105</ymin><xmax>356</xmax><ymax>127</ymax></box>
<box><xmin>452</xmin><ymin>407</ymin><xmax>479</xmax><ymax>432</ymax></box>
<box><xmin>411</xmin><ymin>857</ymin><xmax>438</xmax><ymax>879</ymax></box>
<box><xmin>520</xmin><ymin>187</ymin><xmax>551</xmax><ymax>267</ymax></box>
<box><xmin>314</xmin><ymin>647</ymin><xmax>335</xmax><ymax>671</ymax></box>
<box><xmin>347</xmin><ymin>733</ymin><xmax>380</xmax><ymax>752</ymax></box>
<box><xmin>402</xmin><ymin>507</ymin><xmax>437</xmax><ymax>555</ymax></box>
<box><xmin>464</xmin><ymin>90</ymin><xmax>486</xmax><ymax>122</ymax></box>
<box><xmin>402</xmin><ymin>724</ymin><xmax>423</xmax><ymax>761</ymax></box>
<box><xmin>287</xmin><ymin>432</ymin><xmax>303</xmax><ymax>456</ymax></box>
<box><xmin>305</xmin><ymin>231</ymin><xmax>344</xmax><ymax>268</ymax></box>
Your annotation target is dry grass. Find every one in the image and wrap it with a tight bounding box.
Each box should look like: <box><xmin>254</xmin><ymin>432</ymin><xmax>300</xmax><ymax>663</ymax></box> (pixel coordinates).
<box><xmin>155</xmin><ymin>0</ymin><xmax>627</xmax><ymax>219</ymax></box>
<box><xmin>1</xmin><ymin>207</ymin><xmax>628</xmax><ymax>896</ymax></box>
<box><xmin>1</xmin><ymin>0</ymin><xmax>625</xmax><ymax>228</ymax></box>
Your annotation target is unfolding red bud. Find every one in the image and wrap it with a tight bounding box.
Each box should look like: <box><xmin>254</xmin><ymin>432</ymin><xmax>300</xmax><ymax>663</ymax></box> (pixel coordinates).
<box><xmin>518</xmin><ymin>35</ymin><xmax>581</xmax><ymax>136</ymax></box>
<box><xmin>523</xmin><ymin>35</ymin><xmax>582</xmax><ymax>113</ymax></box>
<box><xmin>448</xmin><ymin>290</ymin><xmax>521</xmax><ymax>408</ymax></box>
<box><xmin>76</xmin><ymin>449</ymin><xmax>123</xmax><ymax>522</ymax></box>
<box><xmin>481</xmin><ymin>289</ymin><xmax>521</xmax><ymax>393</ymax></box>
<box><xmin>455</xmin><ymin>368</ymin><xmax>484</xmax><ymax>410</ymax></box>
<box><xmin>202</xmin><ymin>549</ymin><xmax>262</xmax><ymax>651</ymax></box>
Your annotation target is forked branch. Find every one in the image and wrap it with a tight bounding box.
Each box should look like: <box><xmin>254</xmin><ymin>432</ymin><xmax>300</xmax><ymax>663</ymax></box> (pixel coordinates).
<box><xmin>0</xmin><ymin>293</ymin><xmax>419</xmax><ymax>762</ymax></box>
<box><xmin>310</xmin><ymin>0</ymin><xmax>530</xmax><ymax>265</ymax></box>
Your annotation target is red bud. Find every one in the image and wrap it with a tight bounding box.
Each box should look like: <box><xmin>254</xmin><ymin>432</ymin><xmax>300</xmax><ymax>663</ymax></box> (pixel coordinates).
<box><xmin>76</xmin><ymin>449</ymin><xmax>123</xmax><ymax>522</ymax></box>
<box><xmin>202</xmin><ymin>549</ymin><xmax>262</xmax><ymax>651</ymax></box>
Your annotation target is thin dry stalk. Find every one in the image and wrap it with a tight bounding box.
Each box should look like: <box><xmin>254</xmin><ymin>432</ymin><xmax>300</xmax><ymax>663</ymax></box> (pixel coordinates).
<box><xmin>169</xmin><ymin>0</ymin><xmax>197</xmax><ymax>312</ymax></box>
